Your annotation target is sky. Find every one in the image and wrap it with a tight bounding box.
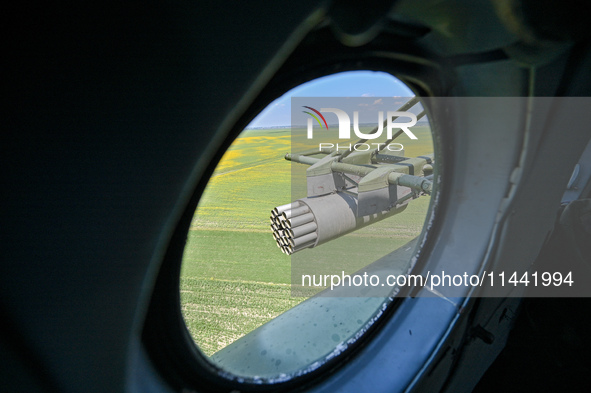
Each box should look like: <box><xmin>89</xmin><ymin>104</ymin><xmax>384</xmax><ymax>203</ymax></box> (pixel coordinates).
<box><xmin>248</xmin><ymin>71</ymin><xmax>415</xmax><ymax>128</ymax></box>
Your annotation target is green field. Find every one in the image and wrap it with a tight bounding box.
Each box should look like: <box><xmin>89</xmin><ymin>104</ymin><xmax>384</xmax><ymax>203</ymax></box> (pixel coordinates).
<box><xmin>180</xmin><ymin>125</ymin><xmax>433</xmax><ymax>356</ymax></box>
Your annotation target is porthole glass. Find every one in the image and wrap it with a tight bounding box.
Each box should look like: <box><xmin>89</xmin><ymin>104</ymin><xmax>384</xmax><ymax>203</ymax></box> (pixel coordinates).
<box><xmin>180</xmin><ymin>71</ymin><xmax>436</xmax><ymax>381</ymax></box>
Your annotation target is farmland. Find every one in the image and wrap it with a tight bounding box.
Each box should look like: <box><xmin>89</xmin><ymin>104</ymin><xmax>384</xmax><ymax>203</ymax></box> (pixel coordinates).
<box><xmin>180</xmin><ymin>126</ymin><xmax>433</xmax><ymax>356</ymax></box>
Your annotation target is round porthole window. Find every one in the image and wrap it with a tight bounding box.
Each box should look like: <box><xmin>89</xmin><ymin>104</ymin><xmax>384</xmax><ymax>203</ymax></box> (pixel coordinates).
<box><xmin>180</xmin><ymin>70</ymin><xmax>436</xmax><ymax>382</ymax></box>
